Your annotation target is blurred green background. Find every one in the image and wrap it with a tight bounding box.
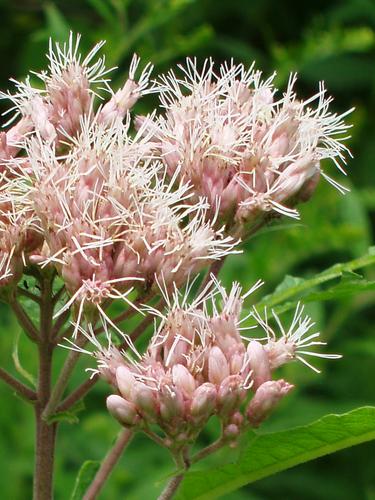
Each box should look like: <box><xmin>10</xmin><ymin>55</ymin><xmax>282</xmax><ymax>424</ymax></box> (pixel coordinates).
<box><xmin>0</xmin><ymin>0</ymin><xmax>375</xmax><ymax>498</ymax></box>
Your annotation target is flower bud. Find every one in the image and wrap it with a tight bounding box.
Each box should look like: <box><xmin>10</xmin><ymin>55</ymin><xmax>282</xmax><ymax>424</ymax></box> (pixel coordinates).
<box><xmin>217</xmin><ymin>374</ymin><xmax>243</xmax><ymax>415</ymax></box>
<box><xmin>131</xmin><ymin>382</ymin><xmax>158</xmax><ymax>418</ymax></box>
<box><xmin>223</xmin><ymin>423</ymin><xmax>240</xmax><ymax>441</ymax></box>
<box><xmin>172</xmin><ymin>364</ymin><xmax>196</xmax><ymax>396</ymax></box>
<box><xmin>247</xmin><ymin>379</ymin><xmax>294</xmax><ymax>427</ymax></box>
<box><xmin>230</xmin><ymin>411</ymin><xmax>244</xmax><ymax>428</ymax></box>
<box><xmin>208</xmin><ymin>346</ymin><xmax>229</xmax><ymax>385</ymax></box>
<box><xmin>246</xmin><ymin>341</ymin><xmax>271</xmax><ymax>390</ymax></box>
<box><xmin>116</xmin><ymin>366</ymin><xmax>136</xmax><ymax>400</ymax></box>
<box><xmin>160</xmin><ymin>385</ymin><xmax>185</xmax><ymax>421</ymax></box>
<box><xmin>106</xmin><ymin>395</ymin><xmax>139</xmax><ymax>426</ymax></box>
<box><xmin>190</xmin><ymin>383</ymin><xmax>217</xmax><ymax>419</ymax></box>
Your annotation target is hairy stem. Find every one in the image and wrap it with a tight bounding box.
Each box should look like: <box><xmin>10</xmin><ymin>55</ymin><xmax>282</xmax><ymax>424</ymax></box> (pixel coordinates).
<box><xmin>198</xmin><ymin>257</ymin><xmax>227</xmax><ymax>296</ymax></box>
<box><xmin>42</xmin><ymin>348</ymin><xmax>81</xmax><ymax>419</ymax></box>
<box><xmin>158</xmin><ymin>475</ymin><xmax>184</xmax><ymax>500</ymax></box>
<box><xmin>33</xmin><ymin>276</ymin><xmax>57</xmax><ymax>500</ymax></box>
<box><xmin>83</xmin><ymin>429</ymin><xmax>133</xmax><ymax>500</ymax></box>
<box><xmin>57</xmin><ymin>375</ymin><xmax>98</xmax><ymax>413</ymax></box>
<box><xmin>94</xmin><ymin>290</ymin><xmax>153</xmax><ymax>336</ymax></box>
<box><xmin>191</xmin><ymin>438</ymin><xmax>225</xmax><ymax>464</ymax></box>
<box><xmin>158</xmin><ymin>452</ymin><xmax>188</xmax><ymax>500</ymax></box>
<box><xmin>10</xmin><ymin>298</ymin><xmax>39</xmax><ymax>342</ymax></box>
<box><xmin>0</xmin><ymin>367</ymin><xmax>36</xmax><ymax>400</ymax></box>
<box><xmin>17</xmin><ymin>286</ymin><xmax>41</xmax><ymax>304</ymax></box>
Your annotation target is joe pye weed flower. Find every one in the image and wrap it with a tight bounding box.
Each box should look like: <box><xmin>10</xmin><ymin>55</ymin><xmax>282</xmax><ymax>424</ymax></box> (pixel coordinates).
<box><xmin>0</xmin><ymin>33</ymin><xmax>354</xmax><ymax>500</ymax></box>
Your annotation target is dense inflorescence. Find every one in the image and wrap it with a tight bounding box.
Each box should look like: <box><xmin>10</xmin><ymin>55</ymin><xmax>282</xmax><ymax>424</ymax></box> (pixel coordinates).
<box><xmin>86</xmin><ymin>279</ymin><xmax>340</xmax><ymax>449</ymax></box>
<box><xmin>142</xmin><ymin>59</ymin><xmax>353</xmax><ymax>238</ymax></box>
<box><xmin>0</xmin><ymin>34</ymin><xmax>350</xmax><ymax>451</ymax></box>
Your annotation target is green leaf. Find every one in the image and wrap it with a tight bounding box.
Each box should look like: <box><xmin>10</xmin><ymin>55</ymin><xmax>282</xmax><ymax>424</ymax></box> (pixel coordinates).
<box><xmin>253</xmin><ymin>247</ymin><xmax>375</xmax><ymax>311</ymax></box>
<box><xmin>176</xmin><ymin>406</ymin><xmax>375</xmax><ymax>500</ymax></box>
<box><xmin>43</xmin><ymin>3</ymin><xmax>70</xmax><ymax>42</ymax></box>
<box><xmin>12</xmin><ymin>330</ymin><xmax>36</xmax><ymax>388</ymax></box>
<box><xmin>70</xmin><ymin>460</ymin><xmax>100</xmax><ymax>500</ymax></box>
<box><xmin>47</xmin><ymin>399</ymin><xmax>85</xmax><ymax>424</ymax></box>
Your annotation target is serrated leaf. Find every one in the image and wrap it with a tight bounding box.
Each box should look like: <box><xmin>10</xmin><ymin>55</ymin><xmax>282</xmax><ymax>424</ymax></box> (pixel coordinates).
<box><xmin>176</xmin><ymin>406</ymin><xmax>375</xmax><ymax>500</ymax></box>
<box><xmin>70</xmin><ymin>460</ymin><xmax>100</xmax><ymax>500</ymax></box>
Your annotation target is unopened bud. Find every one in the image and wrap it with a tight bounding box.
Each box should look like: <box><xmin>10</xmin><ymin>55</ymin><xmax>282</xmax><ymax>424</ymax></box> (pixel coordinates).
<box><xmin>223</xmin><ymin>423</ymin><xmax>240</xmax><ymax>441</ymax></box>
<box><xmin>190</xmin><ymin>383</ymin><xmax>217</xmax><ymax>419</ymax></box>
<box><xmin>246</xmin><ymin>341</ymin><xmax>271</xmax><ymax>390</ymax></box>
<box><xmin>106</xmin><ymin>394</ymin><xmax>139</xmax><ymax>426</ymax></box>
<box><xmin>247</xmin><ymin>379</ymin><xmax>294</xmax><ymax>427</ymax></box>
<box><xmin>131</xmin><ymin>382</ymin><xmax>158</xmax><ymax>418</ymax></box>
<box><xmin>172</xmin><ymin>364</ymin><xmax>196</xmax><ymax>395</ymax></box>
<box><xmin>116</xmin><ymin>366</ymin><xmax>136</xmax><ymax>399</ymax></box>
<box><xmin>160</xmin><ymin>385</ymin><xmax>185</xmax><ymax>421</ymax></box>
<box><xmin>230</xmin><ymin>411</ymin><xmax>244</xmax><ymax>428</ymax></box>
<box><xmin>208</xmin><ymin>346</ymin><xmax>229</xmax><ymax>385</ymax></box>
<box><xmin>217</xmin><ymin>374</ymin><xmax>243</xmax><ymax>415</ymax></box>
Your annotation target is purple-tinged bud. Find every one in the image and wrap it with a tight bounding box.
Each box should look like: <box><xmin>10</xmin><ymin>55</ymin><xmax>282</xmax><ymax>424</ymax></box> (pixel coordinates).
<box><xmin>190</xmin><ymin>383</ymin><xmax>217</xmax><ymax>419</ymax></box>
<box><xmin>29</xmin><ymin>96</ymin><xmax>56</xmax><ymax>142</ymax></box>
<box><xmin>247</xmin><ymin>379</ymin><xmax>294</xmax><ymax>427</ymax></box>
<box><xmin>208</xmin><ymin>346</ymin><xmax>229</xmax><ymax>385</ymax></box>
<box><xmin>298</xmin><ymin>168</ymin><xmax>320</xmax><ymax>202</ymax></box>
<box><xmin>116</xmin><ymin>366</ymin><xmax>136</xmax><ymax>400</ymax></box>
<box><xmin>106</xmin><ymin>395</ymin><xmax>139</xmax><ymax>427</ymax></box>
<box><xmin>269</xmin><ymin>132</ymin><xmax>289</xmax><ymax>158</ymax></box>
<box><xmin>223</xmin><ymin>423</ymin><xmax>240</xmax><ymax>441</ymax></box>
<box><xmin>230</xmin><ymin>352</ymin><xmax>244</xmax><ymax>374</ymax></box>
<box><xmin>98</xmin><ymin>76</ymin><xmax>142</xmax><ymax>125</ymax></box>
<box><xmin>131</xmin><ymin>382</ymin><xmax>158</xmax><ymax>418</ymax></box>
<box><xmin>172</xmin><ymin>364</ymin><xmax>196</xmax><ymax>396</ymax></box>
<box><xmin>230</xmin><ymin>411</ymin><xmax>244</xmax><ymax>428</ymax></box>
<box><xmin>160</xmin><ymin>385</ymin><xmax>185</xmax><ymax>421</ymax></box>
<box><xmin>217</xmin><ymin>374</ymin><xmax>243</xmax><ymax>415</ymax></box>
<box><xmin>246</xmin><ymin>341</ymin><xmax>271</xmax><ymax>390</ymax></box>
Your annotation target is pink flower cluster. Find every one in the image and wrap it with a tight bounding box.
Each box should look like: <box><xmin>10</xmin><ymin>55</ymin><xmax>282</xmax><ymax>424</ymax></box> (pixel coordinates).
<box><xmin>0</xmin><ymin>35</ymin><xmax>347</xmax><ymax>448</ymax></box>
<box><xmin>145</xmin><ymin>60</ymin><xmax>353</xmax><ymax>237</ymax></box>
<box><xmin>0</xmin><ymin>35</ymin><xmax>237</xmax><ymax>326</ymax></box>
<box><xmin>90</xmin><ymin>280</ymin><xmax>338</xmax><ymax>448</ymax></box>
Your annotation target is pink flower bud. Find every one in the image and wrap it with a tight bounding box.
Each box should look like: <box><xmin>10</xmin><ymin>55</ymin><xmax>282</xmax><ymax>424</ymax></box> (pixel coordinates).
<box><xmin>230</xmin><ymin>411</ymin><xmax>244</xmax><ymax>428</ymax></box>
<box><xmin>98</xmin><ymin>80</ymin><xmax>139</xmax><ymax>125</ymax></box>
<box><xmin>298</xmin><ymin>169</ymin><xmax>320</xmax><ymax>202</ymax></box>
<box><xmin>230</xmin><ymin>352</ymin><xmax>244</xmax><ymax>374</ymax></box>
<box><xmin>246</xmin><ymin>340</ymin><xmax>271</xmax><ymax>390</ymax></box>
<box><xmin>116</xmin><ymin>366</ymin><xmax>136</xmax><ymax>400</ymax></box>
<box><xmin>131</xmin><ymin>382</ymin><xmax>158</xmax><ymax>418</ymax></box>
<box><xmin>29</xmin><ymin>96</ymin><xmax>56</xmax><ymax>142</ymax></box>
<box><xmin>247</xmin><ymin>379</ymin><xmax>294</xmax><ymax>427</ymax></box>
<box><xmin>172</xmin><ymin>364</ymin><xmax>196</xmax><ymax>396</ymax></box>
<box><xmin>217</xmin><ymin>374</ymin><xmax>243</xmax><ymax>415</ymax></box>
<box><xmin>190</xmin><ymin>383</ymin><xmax>217</xmax><ymax>419</ymax></box>
<box><xmin>106</xmin><ymin>395</ymin><xmax>139</xmax><ymax>426</ymax></box>
<box><xmin>208</xmin><ymin>346</ymin><xmax>229</xmax><ymax>385</ymax></box>
<box><xmin>223</xmin><ymin>423</ymin><xmax>240</xmax><ymax>440</ymax></box>
<box><xmin>160</xmin><ymin>385</ymin><xmax>185</xmax><ymax>421</ymax></box>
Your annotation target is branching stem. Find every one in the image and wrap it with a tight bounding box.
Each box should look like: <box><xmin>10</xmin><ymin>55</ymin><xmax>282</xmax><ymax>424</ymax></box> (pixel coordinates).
<box><xmin>0</xmin><ymin>367</ymin><xmax>37</xmax><ymax>401</ymax></box>
<box><xmin>83</xmin><ymin>429</ymin><xmax>133</xmax><ymax>500</ymax></box>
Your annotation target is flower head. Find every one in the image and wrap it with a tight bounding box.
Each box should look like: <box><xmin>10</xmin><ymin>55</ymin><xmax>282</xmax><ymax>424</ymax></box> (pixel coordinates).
<box><xmin>85</xmin><ymin>278</ymin><xmax>338</xmax><ymax>448</ymax></box>
<box><xmin>145</xmin><ymin>60</ymin><xmax>353</xmax><ymax>237</ymax></box>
